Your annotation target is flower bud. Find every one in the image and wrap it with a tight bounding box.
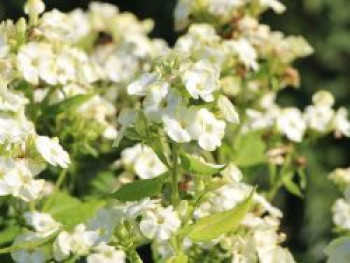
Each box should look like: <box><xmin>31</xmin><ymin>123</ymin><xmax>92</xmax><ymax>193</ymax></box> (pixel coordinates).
<box><xmin>312</xmin><ymin>90</ymin><xmax>335</xmax><ymax>107</ymax></box>
<box><xmin>16</xmin><ymin>18</ymin><xmax>27</xmax><ymax>35</ymax></box>
<box><xmin>24</xmin><ymin>0</ymin><xmax>45</xmax><ymax>16</ymax></box>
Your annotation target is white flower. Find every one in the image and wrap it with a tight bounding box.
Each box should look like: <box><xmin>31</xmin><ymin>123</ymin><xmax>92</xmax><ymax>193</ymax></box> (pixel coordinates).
<box><xmin>77</xmin><ymin>95</ymin><xmax>117</xmax><ymax>139</ymax></box>
<box><xmin>209</xmin><ymin>183</ymin><xmax>251</xmax><ymax>213</ymax></box>
<box><xmin>174</xmin><ymin>0</ymin><xmax>191</xmax><ymax>30</ymax></box>
<box><xmin>53</xmin><ymin>231</ymin><xmax>72</xmax><ymax>261</ymax></box>
<box><xmin>54</xmin><ymin>52</ymin><xmax>76</xmax><ymax>84</ymax></box>
<box><xmin>0</xmin><ymin>158</ymin><xmax>45</xmax><ymax>201</ymax></box>
<box><xmin>0</xmin><ymin>158</ymin><xmax>17</xmax><ymax>196</ymax></box>
<box><xmin>217</xmin><ymin>95</ymin><xmax>240</xmax><ymax>124</ymax></box>
<box><xmin>140</xmin><ymin>206</ymin><xmax>181</xmax><ymax>240</ymax></box>
<box><xmin>87</xmin><ymin>244</ymin><xmax>126</xmax><ymax>263</ymax></box>
<box><xmin>143</xmin><ymin>85</ymin><xmax>183</xmax><ymax>122</ymax></box>
<box><xmin>224</xmin><ymin>39</ymin><xmax>259</xmax><ymax>71</ymax></box>
<box><xmin>118</xmin><ymin>108</ymin><xmax>137</xmax><ymax>128</ymax></box>
<box><xmin>254</xmin><ymin>194</ymin><xmax>283</xmax><ymax>218</ymax></box>
<box><xmin>103</xmin><ymin>53</ymin><xmax>139</xmax><ymax>83</ymax></box>
<box><xmin>276</xmin><ymin>108</ymin><xmax>306</xmax><ymax>142</ymax></box>
<box><xmin>325</xmin><ymin>237</ymin><xmax>350</xmax><ymax>263</ymax></box>
<box><xmin>12</xmin><ymin>249</ymin><xmax>45</xmax><ymax>263</ymax></box>
<box><xmin>182</xmin><ymin>60</ymin><xmax>219</xmax><ymax>102</ymax></box>
<box><xmin>0</xmin><ymin>88</ymin><xmax>29</xmax><ymax>112</ymax></box>
<box><xmin>304</xmin><ymin>105</ymin><xmax>334</xmax><ymax>133</ymax></box>
<box><xmin>0</xmin><ymin>32</ymin><xmax>9</xmax><ymax>58</ymax></box>
<box><xmin>260</xmin><ymin>0</ymin><xmax>286</xmax><ymax>14</ymax></box>
<box><xmin>143</xmin><ymin>83</ymin><xmax>169</xmax><ymax>120</ymax></box>
<box><xmin>208</xmin><ymin>0</ymin><xmax>245</xmax><ymax>16</ymax></box>
<box><xmin>162</xmin><ymin>105</ymin><xmax>192</xmax><ymax>143</ymax></box>
<box><xmin>134</xmin><ymin>151</ymin><xmax>167</xmax><ymax>179</ymax></box>
<box><xmin>121</xmin><ymin>144</ymin><xmax>167</xmax><ymax>179</ymax></box>
<box><xmin>0</xmin><ymin>113</ymin><xmax>35</xmax><ymax>146</ymax></box>
<box><xmin>24</xmin><ymin>212</ymin><xmax>60</xmax><ymax>236</ymax></box>
<box><xmin>243</xmin><ymin>107</ymin><xmax>279</xmax><ymax>132</ymax></box>
<box><xmin>70</xmin><ymin>224</ymin><xmax>99</xmax><ymax>256</ymax></box>
<box><xmin>35</xmin><ymin>136</ymin><xmax>70</xmax><ymax>168</ymax></box>
<box><xmin>125</xmin><ymin>198</ymin><xmax>159</xmax><ymax>219</ymax></box>
<box><xmin>329</xmin><ymin>168</ymin><xmax>350</xmax><ymax>186</ymax></box>
<box><xmin>24</xmin><ymin>0</ymin><xmax>45</xmax><ymax>16</ymax></box>
<box><xmin>312</xmin><ymin>90</ymin><xmax>335</xmax><ymax>107</ymax></box>
<box><xmin>332</xmin><ymin>198</ymin><xmax>350</xmax><ymax>230</ymax></box>
<box><xmin>89</xmin><ymin>2</ymin><xmax>119</xmax><ymax>31</ymax></box>
<box><xmin>187</xmin><ymin>108</ymin><xmax>226</xmax><ymax>151</ymax></box>
<box><xmin>88</xmin><ymin>208</ymin><xmax>122</xmax><ymax>243</ymax></box>
<box><xmin>127</xmin><ymin>72</ymin><xmax>159</xmax><ymax>96</ymax></box>
<box><xmin>40</xmin><ymin>9</ymin><xmax>90</xmax><ymax>43</ymax></box>
<box><xmin>17</xmin><ymin>42</ymin><xmax>53</xmax><ymax>85</ymax></box>
<box><xmin>332</xmin><ymin>108</ymin><xmax>350</xmax><ymax>137</ymax></box>
<box><xmin>11</xmin><ymin>232</ymin><xmax>46</xmax><ymax>263</ymax></box>
<box><xmin>221</xmin><ymin>163</ymin><xmax>243</xmax><ymax>183</ymax></box>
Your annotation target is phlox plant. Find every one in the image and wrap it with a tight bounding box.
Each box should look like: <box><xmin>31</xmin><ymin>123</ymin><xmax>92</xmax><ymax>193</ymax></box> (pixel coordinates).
<box><xmin>0</xmin><ymin>0</ymin><xmax>349</xmax><ymax>262</ymax></box>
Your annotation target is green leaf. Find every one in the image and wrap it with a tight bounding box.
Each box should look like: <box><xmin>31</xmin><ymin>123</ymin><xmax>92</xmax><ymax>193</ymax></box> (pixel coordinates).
<box><xmin>113</xmin><ymin>127</ymin><xmax>126</xmax><ymax>148</ymax></box>
<box><xmin>205</xmin><ymin>178</ymin><xmax>228</xmax><ymax>192</ymax></box>
<box><xmin>124</xmin><ymin>128</ymin><xmax>142</xmax><ymax>141</ymax></box>
<box><xmin>134</xmin><ymin>111</ymin><xmax>149</xmax><ymax>138</ymax></box>
<box><xmin>112</xmin><ymin>173</ymin><xmax>168</xmax><ymax>201</ymax></box>
<box><xmin>0</xmin><ymin>225</ymin><xmax>20</xmax><ymax>246</ymax></box>
<box><xmin>46</xmin><ymin>192</ymin><xmax>105</xmax><ymax>229</ymax></box>
<box><xmin>233</xmin><ymin>132</ymin><xmax>266</xmax><ymax>167</ymax></box>
<box><xmin>146</xmin><ymin>134</ymin><xmax>169</xmax><ymax>167</ymax></box>
<box><xmin>217</xmin><ymin>95</ymin><xmax>239</xmax><ymax>124</ymax></box>
<box><xmin>180</xmin><ymin>153</ymin><xmax>225</xmax><ymax>176</ymax></box>
<box><xmin>187</xmin><ymin>191</ymin><xmax>254</xmax><ymax>242</ymax></box>
<box><xmin>166</xmin><ymin>253</ymin><xmax>188</xmax><ymax>263</ymax></box>
<box><xmin>282</xmin><ymin>172</ymin><xmax>303</xmax><ymax>198</ymax></box>
<box><xmin>46</xmin><ymin>94</ymin><xmax>95</xmax><ymax>115</ymax></box>
<box><xmin>91</xmin><ymin>171</ymin><xmax>116</xmax><ymax>194</ymax></box>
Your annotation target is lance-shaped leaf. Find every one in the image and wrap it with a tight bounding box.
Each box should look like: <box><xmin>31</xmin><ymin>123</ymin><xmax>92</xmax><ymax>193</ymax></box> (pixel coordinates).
<box><xmin>46</xmin><ymin>192</ymin><xmax>105</xmax><ymax>230</ymax></box>
<box><xmin>233</xmin><ymin>132</ymin><xmax>266</xmax><ymax>167</ymax></box>
<box><xmin>134</xmin><ymin>110</ymin><xmax>149</xmax><ymax>139</ymax></box>
<box><xmin>282</xmin><ymin>172</ymin><xmax>303</xmax><ymax>198</ymax></box>
<box><xmin>46</xmin><ymin>94</ymin><xmax>95</xmax><ymax>115</ymax></box>
<box><xmin>166</xmin><ymin>253</ymin><xmax>188</xmax><ymax>263</ymax></box>
<box><xmin>180</xmin><ymin>153</ymin><xmax>225</xmax><ymax>176</ymax></box>
<box><xmin>112</xmin><ymin>173</ymin><xmax>168</xmax><ymax>201</ymax></box>
<box><xmin>217</xmin><ymin>95</ymin><xmax>239</xmax><ymax>124</ymax></box>
<box><xmin>187</xmin><ymin>191</ymin><xmax>254</xmax><ymax>242</ymax></box>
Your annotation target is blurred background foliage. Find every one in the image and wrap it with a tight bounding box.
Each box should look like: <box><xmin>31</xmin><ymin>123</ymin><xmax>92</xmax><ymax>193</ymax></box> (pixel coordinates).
<box><xmin>0</xmin><ymin>0</ymin><xmax>349</xmax><ymax>262</ymax></box>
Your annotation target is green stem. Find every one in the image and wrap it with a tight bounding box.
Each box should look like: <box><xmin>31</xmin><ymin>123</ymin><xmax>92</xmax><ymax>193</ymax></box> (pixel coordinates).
<box><xmin>171</xmin><ymin>142</ymin><xmax>180</xmax><ymax>207</ymax></box>
<box><xmin>129</xmin><ymin>249</ymin><xmax>143</xmax><ymax>263</ymax></box>
<box><xmin>42</xmin><ymin>169</ymin><xmax>68</xmax><ymax>211</ymax></box>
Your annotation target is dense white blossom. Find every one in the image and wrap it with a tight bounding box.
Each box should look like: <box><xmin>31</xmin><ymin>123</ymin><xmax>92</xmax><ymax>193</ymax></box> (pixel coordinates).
<box><xmin>35</xmin><ymin>136</ymin><xmax>70</xmax><ymax>168</ymax></box>
<box><xmin>87</xmin><ymin>244</ymin><xmax>126</xmax><ymax>263</ymax></box>
<box><xmin>24</xmin><ymin>212</ymin><xmax>61</xmax><ymax>236</ymax></box>
<box><xmin>181</xmin><ymin>60</ymin><xmax>220</xmax><ymax>102</ymax></box>
<box><xmin>187</xmin><ymin>108</ymin><xmax>226</xmax><ymax>151</ymax></box>
<box><xmin>277</xmin><ymin>108</ymin><xmax>306</xmax><ymax>142</ymax></box>
<box><xmin>140</xmin><ymin>206</ymin><xmax>181</xmax><ymax>241</ymax></box>
<box><xmin>120</xmin><ymin>144</ymin><xmax>167</xmax><ymax>179</ymax></box>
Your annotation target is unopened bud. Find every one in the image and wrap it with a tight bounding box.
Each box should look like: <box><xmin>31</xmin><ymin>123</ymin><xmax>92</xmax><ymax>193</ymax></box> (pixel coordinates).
<box><xmin>24</xmin><ymin>0</ymin><xmax>45</xmax><ymax>16</ymax></box>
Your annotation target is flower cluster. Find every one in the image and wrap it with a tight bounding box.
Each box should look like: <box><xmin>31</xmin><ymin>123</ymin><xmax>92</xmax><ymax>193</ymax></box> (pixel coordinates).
<box><xmin>243</xmin><ymin>90</ymin><xmax>350</xmax><ymax>143</ymax></box>
<box><xmin>325</xmin><ymin>168</ymin><xmax>350</xmax><ymax>262</ymax></box>
<box><xmin>124</xmin><ymin>54</ymin><xmax>232</xmax><ymax>151</ymax></box>
<box><xmin>0</xmin><ymin>85</ymin><xmax>70</xmax><ymax>202</ymax></box>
